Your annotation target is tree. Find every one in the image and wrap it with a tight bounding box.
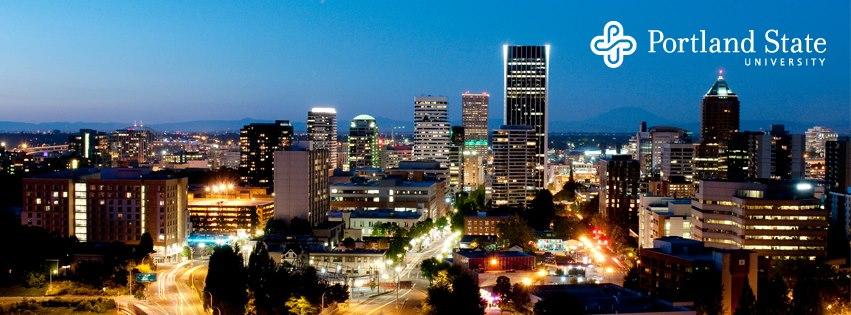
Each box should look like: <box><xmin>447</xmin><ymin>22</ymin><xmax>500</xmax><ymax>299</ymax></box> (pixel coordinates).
<box><xmin>496</xmin><ymin>215</ymin><xmax>535</xmax><ymax>251</ymax></box>
<box><xmin>757</xmin><ymin>272</ymin><xmax>789</xmax><ymax>315</ymax></box>
<box><xmin>534</xmin><ymin>293</ymin><xmax>584</xmax><ymax>314</ymax></box>
<box><xmin>424</xmin><ymin>265</ymin><xmax>485</xmax><ymax>315</ymax></box>
<box><xmin>526</xmin><ymin>190</ymin><xmax>556</xmax><ymax>230</ymax></box>
<box><xmin>734</xmin><ymin>277</ymin><xmax>756</xmax><ymax>315</ymax></box>
<box><xmin>135</xmin><ymin>232</ymin><xmax>154</xmax><ymax>260</ymax></box>
<box><xmin>792</xmin><ymin>265</ymin><xmax>823</xmax><ymax>315</ymax></box>
<box><xmin>341</xmin><ymin>237</ymin><xmax>356</xmax><ymax>249</ymax></box>
<box><xmin>420</xmin><ymin>258</ymin><xmax>450</xmax><ymax>283</ymax></box>
<box><xmin>247</xmin><ymin>242</ymin><xmax>276</xmax><ymax>315</ymax></box>
<box><xmin>508</xmin><ymin>283</ymin><xmax>532</xmax><ymax>312</ymax></box>
<box><xmin>204</xmin><ymin>245</ymin><xmax>248</xmax><ymax>315</ymax></box>
<box><xmin>623</xmin><ymin>266</ymin><xmax>641</xmax><ymax>291</ymax></box>
<box><xmin>691</xmin><ymin>269</ymin><xmax>723</xmax><ymax>315</ymax></box>
<box><xmin>493</xmin><ymin>276</ymin><xmax>512</xmax><ymax>299</ymax></box>
<box><xmin>285</xmin><ymin>296</ymin><xmax>316</xmax><ymax>315</ymax></box>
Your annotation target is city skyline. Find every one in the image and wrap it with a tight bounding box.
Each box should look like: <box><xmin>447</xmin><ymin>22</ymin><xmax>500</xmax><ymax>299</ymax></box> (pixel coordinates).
<box><xmin>0</xmin><ymin>1</ymin><xmax>847</xmax><ymax>128</ymax></box>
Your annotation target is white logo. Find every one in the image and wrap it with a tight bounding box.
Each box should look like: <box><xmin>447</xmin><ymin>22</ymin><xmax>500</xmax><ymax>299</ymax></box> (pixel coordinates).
<box><xmin>590</xmin><ymin>21</ymin><xmax>637</xmax><ymax>68</ymax></box>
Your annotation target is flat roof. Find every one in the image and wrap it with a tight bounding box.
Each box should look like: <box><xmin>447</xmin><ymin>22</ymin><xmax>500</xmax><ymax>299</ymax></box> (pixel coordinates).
<box><xmin>189</xmin><ymin>198</ymin><xmax>274</xmax><ymax>207</ymax></box>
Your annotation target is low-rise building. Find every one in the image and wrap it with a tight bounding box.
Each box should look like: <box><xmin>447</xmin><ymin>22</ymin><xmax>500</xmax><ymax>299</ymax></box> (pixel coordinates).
<box><xmin>187</xmin><ymin>196</ymin><xmax>274</xmax><ymax>237</ymax></box>
<box><xmin>530</xmin><ymin>284</ymin><xmax>694</xmax><ymax>315</ymax></box>
<box><xmin>330</xmin><ymin>178</ymin><xmax>447</xmax><ymax>218</ymax></box>
<box><xmin>453</xmin><ymin>248</ymin><xmax>535</xmax><ymax>271</ymax></box>
<box><xmin>329</xmin><ymin>209</ymin><xmax>426</xmax><ymax>239</ymax></box>
<box><xmin>463</xmin><ymin>211</ymin><xmax>513</xmax><ymax>236</ymax></box>
<box><xmin>639</xmin><ymin>237</ymin><xmax>757</xmax><ymax>315</ymax></box>
<box><xmin>307</xmin><ymin>248</ymin><xmax>386</xmax><ymax>277</ymax></box>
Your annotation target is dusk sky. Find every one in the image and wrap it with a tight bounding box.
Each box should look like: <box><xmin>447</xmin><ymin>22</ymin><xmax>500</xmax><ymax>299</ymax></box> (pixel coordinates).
<box><xmin>0</xmin><ymin>0</ymin><xmax>848</xmax><ymax>126</ymax></box>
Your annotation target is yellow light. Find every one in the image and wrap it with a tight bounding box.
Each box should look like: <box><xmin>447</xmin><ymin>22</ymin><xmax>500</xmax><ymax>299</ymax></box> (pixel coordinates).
<box><xmin>489</xmin><ymin>258</ymin><xmax>498</xmax><ymax>266</ymax></box>
<box><xmin>605</xmin><ymin>267</ymin><xmax>614</xmax><ymax>274</ymax></box>
<box><xmin>521</xmin><ymin>277</ymin><xmax>532</xmax><ymax>286</ymax></box>
<box><xmin>536</xmin><ymin>269</ymin><xmax>547</xmax><ymax>277</ymax></box>
<box><xmin>627</xmin><ymin>252</ymin><xmax>634</xmax><ymax>258</ymax></box>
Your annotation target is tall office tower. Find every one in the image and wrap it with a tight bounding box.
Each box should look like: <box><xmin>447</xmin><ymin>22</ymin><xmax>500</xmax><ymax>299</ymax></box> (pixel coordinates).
<box><xmin>348</xmin><ymin>114</ymin><xmax>380</xmax><ymax>170</ymax></box>
<box><xmin>448</xmin><ymin>126</ymin><xmax>465</xmax><ymax>193</ymax></box>
<box><xmin>491</xmin><ymin>125</ymin><xmax>537</xmax><ymax>207</ymax></box>
<box><xmin>635</xmin><ymin>125</ymin><xmax>689</xmax><ymax>178</ymax></box>
<box><xmin>804</xmin><ymin>126</ymin><xmax>839</xmax><ymax>179</ymax></box>
<box><xmin>504</xmin><ymin>45</ymin><xmax>549</xmax><ymax>190</ymax></box>
<box><xmin>633</xmin><ymin>123</ymin><xmax>652</xmax><ymax>177</ymax></box>
<box><xmin>413</xmin><ymin>96</ymin><xmax>451</xmax><ymax>168</ymax></box>
<box><xmin>21</xmin><ymin>168</ymin><xmax>189</xmax><ymax>259</ymax></box>
<box><xmin>462</xmin><ymin>92</ymin><xmax>490</xmax><ymax>156</ymax></box>
<box><xmin>274</xmin><ymin>149</ymin><xmax>330</xmax><ymax>226</ymax></box>
<box><xmin>825</xmin><ymin>137</ymin><xmax>851</xmax><ymax>193</ymax></box>
<box><xmin>726</xmin><ymin>126</ymin><xmax>805</xmax><ymax>181</ymax></box>
<box><xmin>307</xmin><ymin>107</ymin><xmax>339</xmax><ymax>171</ymax></box>
<box><xmin>69</xmin><ymin>129</ymin><xmax>110</xmax><ymax>167</ymax></box>
<box><xmin>695</xmin><ymin>72</ymin><xmax>740</xmax><ymax>180</ymax></box>
<box><xmin>110</xmin><ymin>126</ymin><xmax>153</xmax><ymax>167</ymax></box>
<box><xmin>597</xmin><ymin>155</ymin><xmax>641</xmax><ymax>233</ymax></box>
<box><xmin>239</xmin><ymin>120</ymin><xmax>293</xmax><ymax>187</ymax></box>
<box><xmin>690</xmin><ymin>180</ymin><xmax>826</xmax><ymax>260</ymax></box>
<box><xmin>661</xmin><ymin>143</ymin><xmax>695</xmax><ymax>181</ymax></box>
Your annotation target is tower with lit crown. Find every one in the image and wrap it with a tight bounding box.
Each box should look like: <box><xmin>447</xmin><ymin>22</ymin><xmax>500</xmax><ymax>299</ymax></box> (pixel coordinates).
<box><xmin>695</xmin><ymin>70</ymin><xmax>740</xmax><ymax>180</ymax></box>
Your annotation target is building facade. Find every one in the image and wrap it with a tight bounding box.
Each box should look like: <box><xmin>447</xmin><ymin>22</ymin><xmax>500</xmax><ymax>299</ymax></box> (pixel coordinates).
<box><xmin>188</xmin><ymin>197</ymin><xmax>274</xmax><ymax>237</ymax></box>
<box><xmin>695</xmin><ymin>73</ymin><xmax>740</xmax><ymax>180</ymax></box>
<box><xmin>597</xmin><ymin>155</ymin><xmax>640</xmax><ymax>233</ymax></box>
<box><xmin>273</xmin><ymin>149</ymin><xmax>330</xmax><ymax>226</ymax></box>
<box><xmin>330</xmin><ymin>178</ymin><xmax>447</xmax><ymax>218</ymax></box>
<box><xmin>637</xmin><ymin>197</ymin><xmax>692</xmax><ymax>249</ymax></box>
<box><xmin>348</xmin><ymin>114</ymin><xmax>380</xmax><ymax>170</ymax></box>
<box><xmin>308</xmin><ymin>107</ymin><xmax>339</xmax><ymax>172</ymax></box>
<box><xmin>491</xmin><ymin>125</ymin><xmax>538</xmax><ymax>207</ymax></box>
<box><xmin>239</xmin><ymin>120</ymin><xmax>293</xmax><ymax>186</ymax></box>
<box><xmin>504</xmin><ymin>45</ymin><xmax>549</xmax><ymax>190</ymax></box>
<box><xmin>462</xmin><ymin>91</ymin><xmax>489</xmax><ymax>157</ymax></box>
<box><xmin>413</xmin><ymin>95</ymin><xmax>451</xmax><ymax>168</ymax></box>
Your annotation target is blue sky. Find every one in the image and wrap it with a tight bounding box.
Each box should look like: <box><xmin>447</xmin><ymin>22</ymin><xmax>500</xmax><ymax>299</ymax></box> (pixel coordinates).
<box><xmin>0</xmin><ymin>0</ymin><xmax>847</xmax><ymax>126</ymax></box>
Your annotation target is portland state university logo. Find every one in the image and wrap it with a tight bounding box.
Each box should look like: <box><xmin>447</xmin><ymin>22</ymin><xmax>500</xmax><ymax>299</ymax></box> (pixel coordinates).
<box><xmin>590</xmin><ymin>21</ymin><xmax>637</xmax><ymax>68</ymax></box>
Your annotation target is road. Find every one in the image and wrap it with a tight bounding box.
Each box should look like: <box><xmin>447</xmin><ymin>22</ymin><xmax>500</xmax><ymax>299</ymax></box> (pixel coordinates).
<box><xmin>339</xmin><ymin>230</ymin><xmax>459</xmax><ymax>315</ymax></box>
<box><xmin>128</xmin><ymin>259</ymin><xmax>208</xmax><ymax>315</ymax></box>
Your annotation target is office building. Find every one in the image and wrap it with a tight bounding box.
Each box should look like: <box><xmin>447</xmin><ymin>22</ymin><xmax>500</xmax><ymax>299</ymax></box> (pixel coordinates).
<box><xmin>638</xmin><ymin>197</ymin><xmax>692</xmax><ymax>248</ymax></box>
<box><xmin>695</xmin><ymin>72</ymin><xmax>740</xmax><ymax>180</ymax></box>
<box><xmin>110</xmin><ymin>126</ymin><xmax>154</xmax><ymax>167</ymax></box>
<box><xmin>188</xmin><ymin>195</ymin><xmax>274</xmax><ymax>237</ymax></box>
<box><xmin>387</xmin><ymin>160</ymin><xmax>448</xmax><ymax>182</ymax></box>
<box><xmin>329</xmin><ymin>178</ymin><xmax>447</xmax><ymax>218</ymax></box>
<box><xmin>307</xmin><ymin>107</ymin><xmax>339</xmax><ymax>172</ymax></box>
<box><xmin>413</xmin><ymin>95</ymin><xmax>451</xmax><ymax>168</ymax></box>
<box><xmin>273</xmin><ymin>149</ymin><xmax>330</xmax><ymax>226</ymax></box>
<box><xmin>329</xmin><ymin>209</ymin><xmax>427</xmax><ymax>239</ymax></box>
<box><xmin>690</xmin><ymin>180</ymin><xmax>827</xmax><ymax>259</ymax></box>
<box><xmin>448</xmin><ymin>126</ymin><xmax>464</xmax><ymax>193</ymax></box>
<box><xmin>804</xmin><ymin>126</ymin><xmax>838</xmax><ymax>179</ymax></box>
<box><xmin>463</xmin><ymin>211</ymin><xmax>513</xmax><ymax>236</ymax></box>
<box><xmin>639</xmin><ymin>237</ymin><xmax>757</xmax><ymax>315</ymax></box>
<box><xmin>726</xmin><ymin>126</ymin><xmax>805</xmax><ymax>181</ymax></box>
<box><xmin>491</xmin><ymin>125</ymin><xmax>537</xmax><ymax>207</ymax></box>
<box><xmin>239</xmin><ymin>120</ymin><xmax>293</xmax><ymax>186</ymax></box>
<box><xmin>379</xmin><ymin>144</ymin><xmax>413</xmax><ymax>170</ymax></box>
<box><xmin>597</xmin><ymin>155</ymin><xmax>640</xmax><ymax>232</ymax></box>
<box><xmin>21</xmin><ymin>168</ymin><xmax>189</xmax><ymax>259</ymax></box>
<box><xmin>504</xmin><ymin>45</ymin><xmax>549</xmax><ymax>189</ymax></box>
<box><xmin>825</xmin><ymin>137</ymin><xmax>851</xmax><ymax>193</ymax></box>
<box><xmin>68</xmin><ymin>129</ymin><xmax>111</xmax><ymax>167</ymax></box>
<box><xmin>660</xmin><ymin>143</ymin><xmax>695</xmax><ymax>182</ymax></box>
<box><xmin>348</xmin><ymin>114</ymin><xmax>380</xmax><ymax>170</ymax></box>
<box><xmin>462</xmin><ymin>91</ymin><xmax>489</xmax><ymax>156</ymax></box>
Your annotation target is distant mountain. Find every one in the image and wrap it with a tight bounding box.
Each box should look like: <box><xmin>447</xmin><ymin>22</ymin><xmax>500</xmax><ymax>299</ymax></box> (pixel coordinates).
<box><xmin>0</xmin><ymin>107</ymin><xmax>846</xmax><ymax>134</ymax></box>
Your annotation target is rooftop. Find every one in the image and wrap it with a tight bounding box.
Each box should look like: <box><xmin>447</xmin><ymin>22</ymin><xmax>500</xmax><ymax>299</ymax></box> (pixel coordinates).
<box><xmin>455</xmin><ymin>249</ymin><xmax>532</xmax><ymax>259</ymax></box>
<box><xmin>328</xmin><ymin>209</ymin><xmax>423</xmax><ymax>220</ymax></box>
<box><xmin>189</xmin><ymin>198</ymin><xmax>274</xmax><ymax>207</ymax></box>
<box><xmin>531</xmin><ymin>284</ymin><xmax>690</xmax><ymax>314</ymax></box>
<box><xmin>331</xmin><ymin>179</ymin><xmax>437</xmax><ymax>188</ymax></box>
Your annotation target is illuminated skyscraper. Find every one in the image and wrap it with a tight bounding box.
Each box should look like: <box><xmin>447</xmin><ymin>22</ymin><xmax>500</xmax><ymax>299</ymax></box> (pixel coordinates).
<box><xmin>462</xmin><ymin>92</ymin><xmax>489</xmax><ymax>156</ymax></box>
<box><xmin>308</xmin><ymin>107</ymin><xmax>339</xmax><ymax>171</ymax></box>
<box><xmin>348</xmin><ymin>114</ymin><xmax>380</xmax><ymax>170</ymax></box>
<box><xmin>413</xmin><ymin>95</ymin><xmax>451</xmax><ymax>168</ymax></box>
<box><xmin>491</xmin><ymin>125</ymin><xmax>537</xmax><ymax>207</ymax></box>
<box><xmin>110</xmin><ymin>126</ymin><xmax>153</xmax><ymax>167</ymax></box>
<box><xmin>503</xmin><ymin>45</ymin><xmax>549</xmax><ymax>190</ymax></box>
<box><xmin>239</xmin><ymin>120</ymin><xmax>293</xmax><ymax>186</ymax></box>
<box><xmin>695</xmin><ymin>71</ymin><xmax>740</xmax><ymax>180</ymax></box>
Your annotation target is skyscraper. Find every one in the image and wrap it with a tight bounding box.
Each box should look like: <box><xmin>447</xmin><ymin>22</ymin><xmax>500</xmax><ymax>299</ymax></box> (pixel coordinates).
<box><xmin>274</xmin><ymin>149</ymin><xmax>330</xmax><ymax>226</ymax></box>
<box><xmin>726</xmin><ymin>126</ymin><xmax>805</xmax><ymax>181</ymax></box>
<box><xmin>448</xmin><ymin>126</ymin><xmax>464</xmax><ymax>193</ymax></box>
<box><xmin>825</xmin><ymin>137</ymin><xmax>851</xmax><ymax>193</ymax></box>
<box><xmin>69</xmin><ymin>129</ymin><xmax>110</xmax><ymax>167</ymax></box>
<box><xmin>239</xmin><ymin>120</ymin><xmax>293</xmax><ymax>187</ymax></box>
<box><xmin>695</xmin><ymin>71</ymin><xmax>740</xmax><ymax>180</ymax></box>
<box><xmin>307</xmin><ymin>107</ymin><xmax>339</xmax><ymax>171</ymax></box>
<box><xmin>804</xmin><ymin>126</ymin><xmax>839</xmax><ymax>179</ymax></box>
<box><xmin>348</xmin><ymin>114</ymin><xmax>380</xmax><ymax>170</ymax></box>
<box><xmin>504</xmin><ymin>45</ymin><xmax>549</xmax><ymax>189</ymax></box>
<box><xmin>110</xmin><ymin>126</ymin><xmax>153</xmax><ymax>167</ymax></box>
<box><xmin>597</xmin><ymin>155</ymin><xmax>641</xmax><ymax>233</ymax></box>
<box><xmin>462</xmin><ymin>92</ymin><xmax>489</xmax><ymax>156</ymax></box>
<box><xmin>491</xmin><ymin>125</ymin><xmax>537</xmax><ymax>207</ymax></box>
<box><xmin>413</xmin><ymin>95</ymin><xmax>451</xmax><ymax>168</ymax></box>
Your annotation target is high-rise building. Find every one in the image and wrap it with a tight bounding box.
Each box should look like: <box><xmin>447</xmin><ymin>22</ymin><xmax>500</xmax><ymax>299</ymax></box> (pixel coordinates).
<box><xmin>504</xmin><ymin>45</ymin><xmax>549</xmax><ymax>189</ymax></box>
<box><xmin>21</xmin><ymin>168</ymin><xmax>189</xmax><ymax>259</ymax></box>
<box><xmin>110</xmin><ymin>126</ymin><xmax>153</xmax><ymax>167</ymax></box>
<box><xmin>690</xmin><ymin>180</ymin><xmax>827</xmax><ymax>259</ymax></box>
<box><xmin>695</xmin><ymin>72</ymin><xmax>740</xmax><ymax>180</ymax></box>
<box><xmin>274</xmin><ymin>149</ymin><xmax>330</xmax><ymax>226</ymax></box>
<box><xmin>491</xmin><ymin>125</ymin><xmax>537</xmax><ymax>207</ymax></box>
<box><xmin>448</xmin><ymin>126</ymin><xmax>464</xmax><ymax>193</ymax></box>
<box><xmin>348</xmin><ymin>114</ymin><xmax>380</xmax><ymax>170</ymax></box>
<box><xmin>413</xmin><ymin>96</ymin><xmax>451</xmax><ymax>168</ymax></box>
<box><xmin>597</xmin><ymin>155</ymin><xmax>641</xmax><ymax>232</ymax></box>
<box><xmin>68</xmin><ymin>129</ymin><xmax>110</xmax><ymax>167</ymax></box>
<box><xmin>461</xmin><ymin>92</ymin><xmax>489</xmax><ymax>156</ymax></box>
<box><xmin>308</xmin><ymin>107</ymin><xmax>339</xmax><ymax>172</ymax></box>
<box><xmin>825</xmin><ymin>137</ymin><xmax>851</xmax><ymax>193</ymax></box>
<box><xmin>660</xmin><ymin>143</ymin><xmax>695</xmax><ymax>182</ymax></box>
<box><xmin>239</xmin><ymin>120</ymin><xmax>293</xmax><ymax>187</ymax></box>
<box><xmin>805</xmin><ymin>126</ymin><xmax>839</xmax><ymax>179</ymax></box>
<box><xmin>726</xmin><ymin>126</ymin><xmax>804</xmax><ymax>181</ymax></box>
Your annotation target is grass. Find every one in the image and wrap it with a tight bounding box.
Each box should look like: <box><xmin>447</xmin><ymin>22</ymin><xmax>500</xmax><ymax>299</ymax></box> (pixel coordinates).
<box><xmin>0</xmin><ymin>285</ymin><xmax>45</xmax><ymax>297</ymax></box>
